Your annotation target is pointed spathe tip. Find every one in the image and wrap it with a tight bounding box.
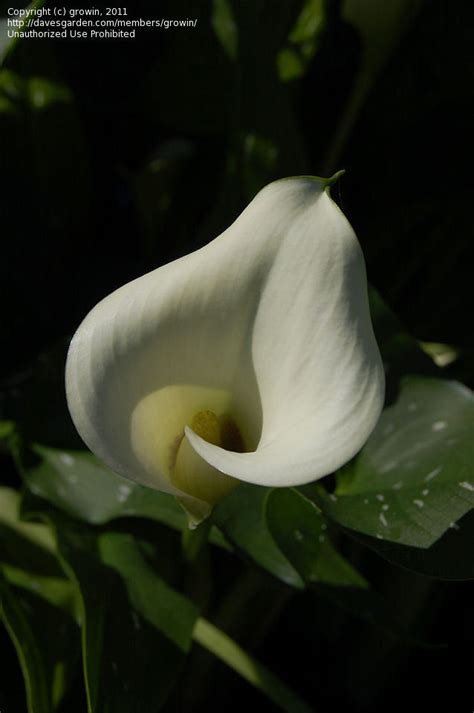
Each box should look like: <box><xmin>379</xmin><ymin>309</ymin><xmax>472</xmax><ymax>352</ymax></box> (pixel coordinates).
<box><xmin>325</xmin><ymin>169</ymin><xmax>346</xmax><ymax>187</ymax></box>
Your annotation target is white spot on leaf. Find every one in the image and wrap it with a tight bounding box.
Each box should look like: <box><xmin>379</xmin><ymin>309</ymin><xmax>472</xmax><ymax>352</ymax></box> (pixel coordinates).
<box><xmin>425</xmin><ymin>466</ymin><xmax>442</xmax><ymax>482</ymax></box>
<box><xmin>117</xmin><ymin>483</ymin><xmax>132</xmax><ymax>502</ymax></box>
<box><xmin>60</xmin><ymin>453</ymin><xmax>75</xmax><ymax>467</ymax></box>
<box><xmin>380</xmin><ymin>461</ymin><xmax>398</xmax><ymax>473</ymax></box>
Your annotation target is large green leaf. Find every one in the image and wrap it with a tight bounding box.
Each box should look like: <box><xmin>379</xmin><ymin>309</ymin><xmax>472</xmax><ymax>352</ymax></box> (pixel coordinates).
<box><xmin>21</xmin><ymin>500</ymin><xmax>309</xmax><ymax>713</ymax></box>
<box><xmin>314</xmin><ymin>377</ymin><xmax>474</xmax><ymax>548</ymax></box>
<box><xmin>265</xmin><ymin>489</ymin><xmax>367</xmax><ymax>588</ymax></box>
<box><xmin>16</xmin><ymin>444</ymin><xmax>229</xmax><ymax>553</ymax></box>
<box><xmin>213</xmin><ymin>484</ymin><xmax>304</xmax><ymax>589</ymax></box>
<box><xmin>0</xmin><ymin>572</ymin><xmax>80</xmax><ymax>713</ymax></box>
<box><xmin>26</xmin><ymin>507</ymin><xmax>199</xmax><ymax>713</ymax></box>
<box><xmin>17</xmin><ymin>444</ymin><xmax>185</xmax><ymax>529</ymax></box>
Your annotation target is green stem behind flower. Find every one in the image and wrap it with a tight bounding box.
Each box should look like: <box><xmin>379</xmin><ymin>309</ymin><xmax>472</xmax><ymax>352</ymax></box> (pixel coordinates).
<box><xmin>181</xmin><ymin>517</ymin><xmax>212</xmax><ymax>563</ymax></box>
<box><xmin>181</xmin><ymin>517</ymin><xmax>213</xmax><ymax>610</ymax></box>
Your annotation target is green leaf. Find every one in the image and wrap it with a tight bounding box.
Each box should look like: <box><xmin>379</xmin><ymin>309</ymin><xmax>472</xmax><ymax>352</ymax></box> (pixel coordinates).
<box><xmin>16</xmin><ymin>444</ymin><xmax>229</xmax><ymax>553</ymax></box>
<box><xmin>277</xmin><ymin>0</ymin><xmax>327</xmax><ymax>82</ymax></box>
<box><xmin>34</xmin><ymin>514</ymin><xmax>198</xmax><ymax>713</ymax></box>
<box><xmin>0</xmin><ymin>484</ymin><xmax>77</xmax><ymax>615</ymax></box>
<box><xmin>0</xmin><ymin>0</ymin><xmax>47</xmax><ymax>65</ymax></box>
<box><xmin>0</xmin><ymin>487</ymin><xmax>62</xmax><ymax>576</ymax></box>
<box><xmin>213</xmin><ymin>484</ymin><xmax>304</xmax><ymax>589</ymax></box>
<box><xmin>265</xmin><ymin>488</ymin><xmax>367</xmax><ymax>588</ymax></box>
<box><xmin>21</xmin><ymin>499</ymin><xmax>315</xmax><ymax>712</ymax></box>
<box><xmin>352</xmin><ymin>509</ymin><xmax>474</xmax><ymax>581</ymax></box>
<box><xmin>212</xmin><ymin>0</ymin><xmax>238</xmax><ymax>61</ymax></box>
<box><xmin>2</xmin><ymin>564</ymin><xmax>76</xmax><ymax>612</ymax></box>
<box><xmin>98</xmin><ymin>532</ymin><xmax>197</xmax><ymax>653</ymax></box>
<box><xmin>0</xmin><ymin>572</ymin><xmax>80</xmax><ymax>713</ymax></box>
<box><xmin>18</xmin><ymin>444</ymin><xmax>186</xmax><ymax>529</ymax></box>
<box><xmin>0</xmin><ymin>418</ymin><xmax>15</xmax><ymax>441</ymax></box>
<box><xmin>315</xmin><ymin>377</ymin><xmax>474</xmax><ymax>548</ymax></box>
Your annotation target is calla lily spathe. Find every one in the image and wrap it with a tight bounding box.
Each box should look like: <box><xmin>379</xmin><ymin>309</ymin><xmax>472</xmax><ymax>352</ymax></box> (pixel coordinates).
<box><xmin>66</xmin><ymin>176</ymin><xmax>385</xmax><ymax>523</ymax></box>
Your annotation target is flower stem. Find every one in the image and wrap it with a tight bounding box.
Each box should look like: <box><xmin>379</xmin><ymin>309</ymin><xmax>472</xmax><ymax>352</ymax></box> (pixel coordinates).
<box><xmin>193</xmin><ymin>616</ymin><xmax>314</xmax><ymax>713</ymax></box>
<box><xmin>181</xmin><ymin>517</ymin><xmax>212</xmax><ymax>563</ymax></box>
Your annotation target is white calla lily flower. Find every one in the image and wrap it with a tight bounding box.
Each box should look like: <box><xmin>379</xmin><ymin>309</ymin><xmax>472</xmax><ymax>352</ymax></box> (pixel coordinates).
<box><xmin>66</xmin><ymin>175</ymin><xmax>384</xmax><ymax>525</ymax></box>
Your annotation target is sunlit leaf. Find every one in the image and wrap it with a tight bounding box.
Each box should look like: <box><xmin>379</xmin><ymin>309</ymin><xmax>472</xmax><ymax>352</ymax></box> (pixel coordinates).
<box><xmin>18</xmin><ymin>445</ymin><xmax>186</xmax><ymax>529</ymax></box>
<box><xmin>313</xmin><ymin>377</ymin><xmax>474</xmax><ymax>547</ymax></box>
